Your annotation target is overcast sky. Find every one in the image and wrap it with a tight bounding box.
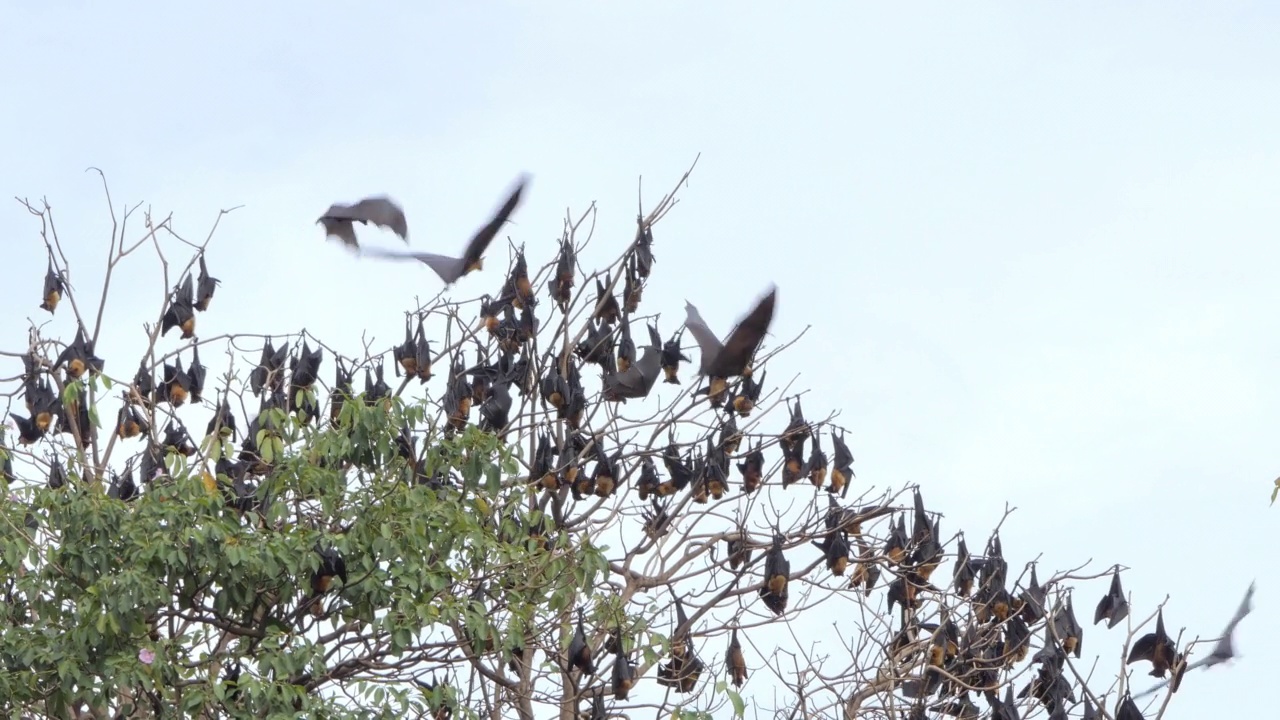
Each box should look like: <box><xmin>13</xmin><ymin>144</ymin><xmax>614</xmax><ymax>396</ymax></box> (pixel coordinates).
<box><xmin>3</xmin><ymin>3</ymin><xmax>1277</xmax><ymax>718</ymax></box>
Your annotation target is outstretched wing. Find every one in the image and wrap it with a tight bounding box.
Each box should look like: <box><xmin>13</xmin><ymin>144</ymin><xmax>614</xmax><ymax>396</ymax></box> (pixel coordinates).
<box><xmin>710</xmin><ymin>285</ymin><xmax>777</xmax><ymax>378</ymax></box>
<box><xmin>461</xmin><ymin>175</ymin><xmax>530</xmax><ymax>268</ymax></box>
<box><xmin>683</xmin><ymin>302</ymin><xmax>724</xmax><ymax>375</ymax></box>
<box><xmin>348</xmin><ymin>196</ymin><xmax>408</xmax><ymax>241</ymax></box>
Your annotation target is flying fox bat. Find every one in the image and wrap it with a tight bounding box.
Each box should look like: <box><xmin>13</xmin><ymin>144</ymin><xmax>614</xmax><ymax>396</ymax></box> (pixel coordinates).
<box><xmin>685</xmin><ymin>285</ymin><xmax>777</xmax><ymax>405</ymax></box>
<box><xmin>602</xmin><ymin>324</ymin><xmax>662</xmax><ymax>401</ymax></box>
<box><xmin>1128</xmin><ymin>607</ymin><xmax>1178</xmax><ymax>677</ymax></box>
<box><xmin>759</xmin><ymin>532</ymin><xmax>790</xmax><ymax>616</ymax></box>
<box><xmin>39</xmin><ymin>260</ymin><xmax>66</xmax><ymax>314</ymax></box>
<box><xmin>727</xmin><ymin>627</ymin><xmax>748</xmax><ymax>688</ymax></box>
<box><xmin>567</xmin><ymin>609</ymin><xmax>596</xmax><ymax>675</ymax></box>
<box><xmin>318</xmin><ymin>195</ymin><xmax>409</xmax><ymax>249</ymax></box>
<box><xmin>1134</xmin><ymin>581</ymin><xmax>1255</xmax><ymax>698</ymax></box>
<box><xmin>161</xmin><ymin>275</ymin><xmax>198</xmax><ymax>339</ymax></box>
<box><xmin>1094</xmin><ymin>568</ymin><xmax>1129</xmax><ymax>628</ymax></box>
<box><xmin>361</xmin><ymin>174</ymin><xmax>530</xmax><ymax>285</ymax></box>
<box><xmin>195</xmin><ymin>253</ymin><xmax>220</xmax><ymax>311</ymax></box>
<box><xmin>309</xmin><ymin>544</ymin><xmax>348</xmax><ymax>617</ymax></box>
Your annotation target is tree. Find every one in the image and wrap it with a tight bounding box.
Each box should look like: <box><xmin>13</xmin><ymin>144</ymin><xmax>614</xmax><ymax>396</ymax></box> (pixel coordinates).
<box><xmin>1</xmin><ymin>164</ymin><xmax>1213</xmax><ymax>719</ymax></box>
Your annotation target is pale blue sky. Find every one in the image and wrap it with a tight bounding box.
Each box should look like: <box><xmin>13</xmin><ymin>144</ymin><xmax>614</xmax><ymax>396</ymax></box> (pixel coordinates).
<box><xmin>4</xmin><ymin>2</ymin><xmax>1278</xmax><ymax>718</ymax></box>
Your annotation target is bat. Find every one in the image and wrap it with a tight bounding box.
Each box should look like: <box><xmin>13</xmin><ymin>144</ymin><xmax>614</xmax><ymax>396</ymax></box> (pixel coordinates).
<box><xmin>736</xmin><ymin>443</ymin><xmax>764</xmax><ymax>494</ymax></box>
<box><xmin>615</xmin><ymin>319</ymin><xmax>635</xmax><ymax>374</ymax></box>
<box><xmin>601</xmin><ymin>324</ymin><xmax>661</xmax><ymax>401</ymax></box>
<box><xmin>1116</xmin><ymin>693</ymin><xmax>1145</xmax><ymax>720</ymax></box>
<box><xmin>506</xmin><ymin>249</ymin><xmax>534</xmax><ymax>309</ymax></box>
<box><xmin>611</xmin><ymin>640</ymin><xmax>636</xmax><ymax>700</ymax></box>
<box><xmin>361</xmin><ymin>175</ymin><xmax>530</xmax><ymax>285</ymax></box>
<box><xmin>529</xmin><ymin>430</ymin><xmax>556</xmax><ymax>490</ymax></box>
<box><xmin>1134</xmin><ymin>581</ymin><xmax>1255</xmax><ymax>698</ymax></box>
<box><xmin>195</xmin><ymin>253</ymin><xmax>220</xmax><ymax>311</ymax></box>
<box><xmin>161</xmin><ymin>274</ymin><xmax>198</xmax><ymax>339</ymax></box>
<box><xmin>659</xmin><ymin>329</ymin><xmax>692</xmax><ymax>384</ymax></box>
<box><xmin>107</xmin><ymin>466</ymin><xmax>138</xmax><ymax>502</ymax></box>
<box><xmin>729</xmin><ymin>370</ymin><xmax>764</xmax><ymax>418</ymax></box>
<box><xmin>318</xmin><ymin>195</ymin><xmax>409</xmax><ymax>249</ymax></box>
<box><xmin>116</xmin><ymin>403</ymin><xmax>150</xmax><ymax>440</ymax></box>
<box><xmin>636</xmin><ymin>456</ymin><xmax>661</xmax><ymax>500</ymax></box>
<box><xmin>1017</xmin><ymin>564</ymin><xmax>1047</xmax><ymax>624</ymax></box>
<box><xmin>47</xmin><ymin>455</ymin><xmax>67</xmax><ymax>490</ymax></box>
<box><xmin>163</xmin><ymin>358</ymin><xmax>191</xmax><ymax>407</ymax></box>
<box><xmin>10</xmin><ymin>413</ymin><xmax>45</xmax><ymax>445</ymax></box>
<box><xmin>39</xmin><ymin>260</ymin><xmax>66</xmax><ymax>314</ymax></box>
<box><xmin>54</xmin><ymin>326</ymin><xmax>104</xmax><ymax>381</ymax></box>
<box><xmin>727</xmin><ymin>627</ymin><xmax>748</xmax><ymax>688</ymax></box>
<box><xmin>1094</xmin><ymin>567</ymin><xmax>1130</xmax><ymax>628</ymax></box>
<box><xmin>828</xmin><ymin>429</ymin><xmax>855</xmax><ymax>496</ymax></box>
<box><xmin>590</xmin><ymin>442</ymin><xmax>619</xmax><ymax>498</ymax></box>
<box><xmin>633</xmin><ymin>218</ymin><xmax>655</xmax><ymax>278</ymax></box>
<box><xmin>593</xmin><ymin>274</ymin><xmax>621</xmax><ymax>324</ymax></box>
<box><xmin>802</xmin><ymin>430</ymin><xmax>828</xmax><ymax>488</ymax></box>
<box><xmin>1128</xmin><ymin>608</ymin><xmax>1178</xmax><ymax>677</ymax></box>
<box><xmin>623</xmin><ymin>256</ymin><xmax>643</xmax><ymax>313</ymax></box>
<box><xmin>684</xmin><ymin>285</ymin><xmax>777</xmax><ymax>405</ymax></box>
<box><xmin>567</xmin><ymin>608</ymin><xmax>596</xmax><ymax>675</ymax></box>
<box><xmin>1051</xmin><ymin>597</ymin><xmax>1084</xmax><ymax>658</ymax></box>
<box><xmin>550</xmin><ymin>238</ymin><xmax>576</xmax><ymax>308</ymax></box>
<box><xmin>641</xmin><ymin>496</ymin><xmax>673</xmax><ymax>540</ymax></box>
<box><xmin>310</xmin><ymin>544</ymin><xmax>348</xmax><ymax>617</ymax></box>
<box><xmin>759</xmin><ymin>532</ymin><xmax>790</xmax><ymax>616</ymax></box>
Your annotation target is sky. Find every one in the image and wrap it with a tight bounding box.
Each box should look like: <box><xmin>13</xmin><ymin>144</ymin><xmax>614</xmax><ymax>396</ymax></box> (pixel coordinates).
<box><xmin>3</xmin><ymin>2</ymin><xmax>1278</xmax><ymax>718</ymax></box>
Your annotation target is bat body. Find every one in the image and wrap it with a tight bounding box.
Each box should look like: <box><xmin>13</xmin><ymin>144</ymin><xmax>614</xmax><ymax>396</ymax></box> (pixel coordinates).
<box><xmin>360</xmin><ymin>175</ymin><xmax>530</xmax><ymax>285</ymax></box>
<box><xmin>318</xmin><ymin>196</ymin><xmax>409</xmax><ymax>249</ymax></box>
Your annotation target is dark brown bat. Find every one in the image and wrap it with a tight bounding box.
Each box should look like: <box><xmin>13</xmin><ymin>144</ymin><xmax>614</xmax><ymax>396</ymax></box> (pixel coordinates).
<box><xmin>727</xmin><ymin>627</ymin><xmax>748</xmax><ymax>688</ymax></box>
<box><xmin>39</xmin><ymin>260</ymin><xmax>66</xmax><ymax>314</ymax></box>
<box><xmin>362</xmin><ymin>175</ymin><xmax>529</xmax><ymax>285</ymax></box>
<box><xmin>636</xmin><ymin>456</ymin><xmax>661</xmax><ymax>500</ymax></box>
<box><xmin>736</xmin><ymin>442</ymin><xmax>764</xmax><ymax>494</ymax></box>
<box><xmin>659</xmin><ymin>329</ymin><xmax>691</xmax><ymax>384</ymax></box>
<box><xmin>161</xmin><ymin>275</ymin><xmax>197</xmax><ymax>339</ymax></box>
<box><xmin>601</xmin><ymin>325</ymin><xmax>662</xmax><ymax>402</ymax></box>
<box><xmin>318</xmin><ymin>195</ymin><xmax>409</xmax><ymax>249</ymax></box>
<box><xmin>1116</xmin><ymin>693</ymin><xmax>1145</xmax><ymax>720</ymax></box>
<box><xmin>1094</xmin><ymin>568</ymin><xmax>1129</xmax><ymax>628</ymax></box>
<box><xmin>195</xmin><ymin>253</ymin><xmax>220</xmax><ymax>311</ymax></box>
<box><xmin>54</xmin><ymin>326</ymin><xmax>104</xmax><ymax>380</ymax></box>
<box><xmin>828</xmin><ymin>429</ymin><xmax>855</xmax><ymax>496</ymax></box>
<box><xmin>684</xmin><ymin>285</ymin><xmax>777</xmax><ymax>405</ymax></box>
<box><xmin>759</xmin><ymin>532</ymin><xmax>790</xmax><ymax>616</ymax></box>
<box><xmin>309</xmin><ymin>544</ymin><xmax>347</xmax><ymax>617</ymax></box>
<box><xmin>567</xmin><ymin>608</ymin><xmax>596</xmax><ymax>675</ymax></box>
<box><xmin>1128</xmin><ymin>608</ymin><xmax>1178</xmax><ymax>677</ymax></box>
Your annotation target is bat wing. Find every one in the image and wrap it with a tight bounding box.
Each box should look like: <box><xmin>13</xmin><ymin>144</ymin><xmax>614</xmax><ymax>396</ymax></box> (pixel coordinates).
<box><xmin>683</xmin><ymin>302</ymin><xmax>724</xmax><ymax>375</ymax></box>
<box><xmin>711</xmin><ymin>286</ymin><xmax>777</xmax><ymax>378</ymax></box>
<box><xmin>361</xmin><ymin>248</ymin><xmax>466</xmax><ymax>284</ymax></box>
<box><xmin>349</xmin><ymin>196</ymin><xmax>409</xmax><ymax>241</ymax></box>
<box><xmin>1222</xmin><ymin>581</ymin><xmax>1256</xmax><ymax>637</ymax></box>
<box><xmin>461</xmin><ymin>175</ymin><xmax>529</xmax><ymax>268</ymax></box>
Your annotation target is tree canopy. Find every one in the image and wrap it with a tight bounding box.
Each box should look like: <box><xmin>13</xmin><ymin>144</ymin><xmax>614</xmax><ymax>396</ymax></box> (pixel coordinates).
<box><xmin>0</xmin><ymin>165</ymin><xmax>1241</xmax><ymax>719</ymax></box>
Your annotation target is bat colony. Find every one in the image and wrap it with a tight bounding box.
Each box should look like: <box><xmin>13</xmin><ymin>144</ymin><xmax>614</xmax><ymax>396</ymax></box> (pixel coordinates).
<box><xmin>11</xmin><ymin>172</ymin><xmax>1255</xmax><ymax>719</ymax></box>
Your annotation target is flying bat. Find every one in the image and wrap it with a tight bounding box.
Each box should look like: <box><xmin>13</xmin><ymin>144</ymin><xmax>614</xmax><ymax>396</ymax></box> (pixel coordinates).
<box><xmin>318</xmin><ymin>195</ymin><xmax>409</xmax><ymax>249</ymax></box>
<box><xmin>361</xmin><ymin>174</ymin><xmax>530</xmax><ymax>285</ymax></box>
<box><xmin>685</xmin><ymin>285</ymin><xmax>777</xmax><ymax>405</ymax></box>
<box><xmin>1134</xmin><ymin>580</ymin><xmax>1257</xmax><ymax>698</ymax></box>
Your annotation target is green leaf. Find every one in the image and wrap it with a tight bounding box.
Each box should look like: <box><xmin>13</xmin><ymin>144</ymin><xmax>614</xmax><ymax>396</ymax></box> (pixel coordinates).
<box><xmin>727</xmin><ymin>688</ymin><xmax>746</xmax><ymax>717</ymax></box>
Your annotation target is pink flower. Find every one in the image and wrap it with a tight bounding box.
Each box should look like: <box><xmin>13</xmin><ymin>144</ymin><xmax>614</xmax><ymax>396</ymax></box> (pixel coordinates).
<box><xmin>138</xmin><ymin>648</ymin><xmax>155</xmax><ymax>665</ymax></box>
